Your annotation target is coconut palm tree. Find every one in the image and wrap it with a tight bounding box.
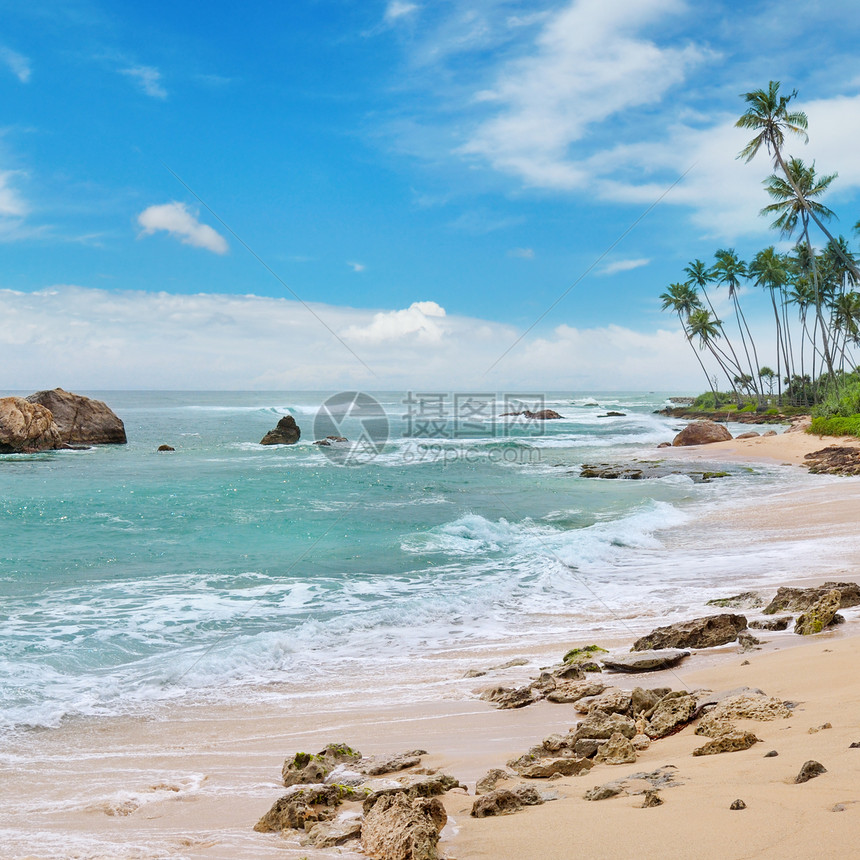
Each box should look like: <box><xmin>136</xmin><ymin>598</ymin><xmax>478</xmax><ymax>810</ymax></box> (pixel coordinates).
<box><xmin>737</xmin><ymin>81</ymin><xmax>860</xmax><ymax>282</ymax></box>
<box><xmin>761</xmin><ymin>158</ymin><xmax>838</xmax><ymax>380</ymax></box>
<box><xmin>749</xmin><ymin>246</ymin><xmax>790</xmax><ymax>403</ymax></box>
<box><xmin>660</xmin><ymin>282</ymin><xmax>720</xmax><ymax>400</ymax></box>
<box><xmin>711</xmin><ymin>248</ymin><xmax>763</xmax><ymax>404</ymax></box>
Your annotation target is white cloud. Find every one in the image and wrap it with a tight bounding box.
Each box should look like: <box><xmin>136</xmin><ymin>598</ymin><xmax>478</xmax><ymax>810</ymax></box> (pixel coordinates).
<box><xmin>508</xmin><ymin>247</ymin><xmax>535</xmax><ymax>259</ymax></box>
<box><xmin>460</xmin><ymin>0</ymin><xmax>705</xmax><ymax>189</ymax></box>
<box><xmin>0</xmin><ymin>47</ymin><xmax>31</xmax><ymax>83</ymax></box>
<box><xmin>0</xmin><ymin>286</ymin><xmax>715</xmax><ymax>391</ymax></box>
<box><xmin>121</xmin><ymin>65</ymin><xmax>167</xmax><ymax>99</ymax></box>
<box><xmin>347</xmin><ymin>261</ymin><xmax>366</xmax><ymax>272</ymax></box>
<box><xmin>343</xmin><ymin>300</ymin><xmax>447</xmax><ymax>344</ymax></box>
<box><xmin>598</xmin><ymin>257</ymin><xmax>650</xmax><ymax>275</ymax></box>
<box><xmin>385</xmin><ymin>1</ymin><xmax>419</xmax><ymax>23</ymax></box>
<box><xmin>0</xmin><ymin>171</ymin><xmax>28</xmax><ymax>217</ymax></box>
<box><xmin>137</xmin><ymin>202</ymin><xmax>228</xmax><ymax>254</ymax></box>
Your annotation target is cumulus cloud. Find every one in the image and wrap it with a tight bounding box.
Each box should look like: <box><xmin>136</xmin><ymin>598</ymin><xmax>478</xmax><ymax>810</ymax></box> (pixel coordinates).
<box><xmin>137</xmin><ymin>202</ymin><xmax>228</xmax><ymax>254</ymax></box>
<box><xmin>598</xmin><ymin>258</ymin><xmax>650</xmax><ymax>275</ymax></box>
<box><xmin>343</xmin><ymin>300</ymin><xmax>447</xmax><ymax>343</ymax></box>
<box><xmin>0</xmin><ymin>286</ymin><xmax>718</xmax><ymax>391</ymax></box>
<box><xmin>121</xmin><ymin>65</ymin><xmax>167</xmax><ymax>99</ymax></box>
<box><xmin>0</xmin><ymin>47</ymin><xmax>31</xmax><ymax>83</ymax></box>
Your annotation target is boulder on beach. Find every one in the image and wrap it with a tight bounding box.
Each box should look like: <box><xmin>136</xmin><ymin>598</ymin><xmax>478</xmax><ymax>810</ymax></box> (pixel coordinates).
<box><xmin>0</xmin><ymin>396</ymin><xmax>61</xmax><ymax>453</ymax></box>
<box><xmin>763</xmin><ymin>582</ymin><xmax>860</xmax><ymax>614</ymax></box>
<box><xmin>645</xmin><ymin>693</ymin><xmax>697</xmax><ymax>739</ymax></box>
<box><xmin>26</xmin><ymin>388</ymin><xmax>126</xmax><ymax>445</ymax></box>
<box><xmin>794</xmin><ymin>589</ymin><xmax>841</xmax><ymax>635</ymax></box>
<box><xmin>601</xmin><ymin>649</ymin><xmax>690</xmax><ymax>672</ymax></box>
<box><xmin>260</xmin><ymin>415</ymin><xmax>301</xmax><ymax>446</ymax></box>
<box><xmin>632</xmin><ymin>614</ymin><xmax>748</xmax><ymax>651</ymax></box>
<box><xmin>672</xmin><ymin>420</ymin><xmax>732</xmax><ymax>446</ymax></box>
<box><xmin>361</xmin><ymin>793</ymin><xmax>447</xmax><ymax>860</ymax></box>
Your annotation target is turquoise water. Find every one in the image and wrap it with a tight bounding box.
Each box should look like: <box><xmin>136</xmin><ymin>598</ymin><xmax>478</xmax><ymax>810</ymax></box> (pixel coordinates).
<box><xmin>0</xmin><ymin>391</ymin><xmax>795</xmax><ymax>731</ymax></box>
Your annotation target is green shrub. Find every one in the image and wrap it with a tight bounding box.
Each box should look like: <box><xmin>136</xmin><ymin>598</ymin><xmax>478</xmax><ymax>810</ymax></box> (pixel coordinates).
<box><xmin>738</xmin><ymin>402</ymin><xmax>756</xmax><ymax>412</ymax></box>
<box><xmin>766</xmin><ymin>408</ymin><xmax>779</xmax><ymax>415</ymax></box>
<box><xmin>809</xmin><ymin>415</ymin><xmax>860</xmax><ymax>437</ymax></box>
<box><xmin>692</xmin><ymin>391</ymin><xmax>733</xmax><ymax>409</ymax></box>
<box><xmin>813</xmin><ymin>379</ymin><xmax>860</xmax><ymax>419</ymax></box>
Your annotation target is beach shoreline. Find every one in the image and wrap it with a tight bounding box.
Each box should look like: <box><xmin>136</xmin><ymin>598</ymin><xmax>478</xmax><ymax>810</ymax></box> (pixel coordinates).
<box><xmin>3</xmin><ymin>426</ymin><xmax>860</xmax><ymax>859</ymax></box>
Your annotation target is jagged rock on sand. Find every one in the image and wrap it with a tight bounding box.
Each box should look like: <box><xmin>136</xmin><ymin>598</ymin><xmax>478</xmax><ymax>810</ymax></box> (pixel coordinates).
<box><xmin>631</xmin><ymin>687</ymin><xmax>671</xmax><ymax>715</ymax></box>
<box><xmin>602</xmin><ymin>649</ymin><xmax>690</xmax><ymax>672</ymax></box>
<box><xmin>0</xmin><ymin>397</ymin><xmax>61</xmax><ymax>453</ymax></box>
<box><xmin>730</xmin><ymin>799</ymin><xmax>747</xmax><ymax>810</ymax></box>
<box><xmin>260</xmin><ymin>415</ymin><xmax>301</xmax><ymax>445</ymax></box>
<box><xmin>361</xmin><ymin>773</ymin><xmax>461</xmax><ymax>812</ymax></box>
<box><xmin>632</xmin><ymin>614</ymin><xmax>748</xmax><ymax>651</ymax></box>
<box><xmin>804</xmin><ymin>446</ymin><xmax>860</xmax><ymax>475</ymax></box>
<box><xmin>361</xmin><ymin>793</ymin><xmax>446</xmax><ymax>860</ymax></box>
<box><xmin>749</xmin><ymin>616</ymin><xmax>792</xmax><ymax>631</ymax></box>
<box><xmin>794</xmin><ymin>589</ymin><xmax>842</xmax><ymax>635</ymax></box>
<box><xmin>594</xmin><ymin>732</ymin><xmax>637</xmax><ymax>765</ymax></box>
<box><xmin>282</xmin><ymin>743</ymin><xmax>362</xmax><ymax>787</ymax></box>
<box><xmin>645</xmin><ymin>693</ymin><xmax>697</xmax><ymax>739</ymax></box>
<box><xmin>303</xmin><ymin>816</ymin><xmax>362</xmax><ymax>847</ymax></box>
<box><xmin>692</xmin><ymin>731</ymin><xmax>761</xmax><ymax>756</ymax></box>
<box><xmin>479</xmin><ymin>684</ymin><xmax>543</xmax><ymax>710</ymax></box>
<box><xmin>357</xmin><ymin>750</ymin><xmax>427</xmax><ymax>776</ymax></box>
<box><xmin>574</xmin><ymin>711</ymin><xmax>637</xmax><ymax>741</ymax></box>
<box><xmin>575</xmin><ymin>688</ymin><xmax>631</xmax><ymax>715</ymax></box>
<box><xmin>584</xmin><ymin>766</ymin><xmax>681</xmax><ymax>801</ymax></box>
<box><xmin>706</xmin><ymin>592</ymin><xmax>764</xmax><ymax>610</ymax></box>
<box><xmin>546</xmin><ymin>680</ymin><xmax>605</xmax><ymax>703</ymax></box>
<box><xmin>470</xmin><ymin>784</ymin><xmax>544</xmax><ymax>818</ymax></box>
<box><xmin>510</xmin><ymin>756</ymin><xmax>594</xmax><ymax>779</ymax></box>
<box><xmin>26</xmin><ymin>388</ymin><xmax>127</xmax><ymax>445</ymax></box>
<box><xmin>738</xmin><ymin>631</ymin><xmax>761</xmax><ymax>651</ymax></box>
<box><xmin>254</xmin><ymin>784</ymin><xmax>366</xmax><ymax>833</ymax></box>
<box><xmin>672</xmin><ymin>420</ymin><xmax>732</xmax><ymax>446</ymax></box>
<box><xmin>475</xmin><ymin>769</ymin><xmax>515</xmax><ymax>795</ymax></box>
<box><xmin>763</xmin><ymin>581</ymin><xmax>860</xmax><ymax>614</ymax></box>
<box><xmin>795</xmin><ymin>761</ymin><xmax>827</xmax><ymax>783</ymax></box>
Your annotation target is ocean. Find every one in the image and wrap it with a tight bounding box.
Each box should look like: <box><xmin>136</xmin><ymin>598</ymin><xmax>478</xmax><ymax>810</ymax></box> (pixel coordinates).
<box><xmin>0</xmin><ymin>390</ymin><xmax>835</xmax><ymax>737</ymax></box>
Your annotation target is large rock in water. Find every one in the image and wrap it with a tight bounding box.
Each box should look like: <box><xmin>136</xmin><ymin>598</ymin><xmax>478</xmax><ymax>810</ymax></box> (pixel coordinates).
<box><xmin>672</xmin><ymin>420</ymin><xmax>732</xmax><ymax>446</ymax></box>
<box><xmin>632</xmin><ymin>614</ymin><xmax>748</xmax><ymax>651</ymax></box>
<box><xmin>26</xmin><ymin>388</ymin><xmax>126</xmax><ymax>445</ymax></box>
<box><xmin>260</xmin><ymin>415</ymin><xmax>301</xmax><ymax>445</ymax></box>
<box><xmin>0</xmin><ymin>397</ymin><xmax>61</xmax><ymax>453</ymax></box>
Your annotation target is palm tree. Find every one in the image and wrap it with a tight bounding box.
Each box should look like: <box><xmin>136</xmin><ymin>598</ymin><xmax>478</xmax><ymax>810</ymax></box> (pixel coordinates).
<box><xmin>711</xmin><ymin>248</ymin><xmax>763</xmax><ymax>404</ymax></box>
<box><xmin>832</xmin><ymin>290</ymin><xmax>860</xmax><ymax>372</ymax></box>
<box><xmin>686</xmin><ymin>306</ymin><xmax>742</xmax><ymax>401</ymax></box>
<box><xmin>660</xmin><ymin>282</ymin><xmax>719</xmax><ymax>400</ymax></box>
<box><xmin>749</xmin><ymin>247</ymin><xmax>790</xmax><ymax>404</ymax></box>
<box><xmin>761</xmin><ymin>158</ymin><xmax>838</xmax><ymax>379</ymax></box>
<box><xmin>737</xmin><ymin>81</ymin><xmax>860</xmax><ymax>281</ymax></box>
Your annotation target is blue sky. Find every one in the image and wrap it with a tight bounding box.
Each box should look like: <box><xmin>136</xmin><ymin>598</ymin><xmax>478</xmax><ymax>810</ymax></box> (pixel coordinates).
<box><xmin>2</xmin><ymin>0</ymin><xmax>860</xmax><ymax>389</ymax></box>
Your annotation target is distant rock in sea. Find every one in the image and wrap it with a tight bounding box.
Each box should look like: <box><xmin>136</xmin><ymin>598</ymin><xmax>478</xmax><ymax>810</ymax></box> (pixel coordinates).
<box><xmin>260</xmin><ymin>415</ymin><xmax>301</xmax><ymax>445</ymax></box>
<box><xmin>26</xmin><ymin>388</ymin><xmax>127</xmax><ymax>445</ymax></box>
<box><xmin>500</xmin><ymin>409</ymin><xmax>563</xmax><ymax>420</ymax></box>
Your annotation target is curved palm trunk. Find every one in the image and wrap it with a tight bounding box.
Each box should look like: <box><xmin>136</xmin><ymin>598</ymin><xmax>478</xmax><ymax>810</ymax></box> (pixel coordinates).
<box><xmin>774</xmin><ymin>148</ymin><xmax>860</xmax><ymax>283</ymax></box>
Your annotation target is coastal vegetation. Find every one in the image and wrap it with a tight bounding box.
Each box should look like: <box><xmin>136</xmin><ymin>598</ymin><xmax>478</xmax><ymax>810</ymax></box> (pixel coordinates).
<box><xmin>661</xmin><ymin>81</ymin><xmax>860</xmax><ymax>434</ymax></box>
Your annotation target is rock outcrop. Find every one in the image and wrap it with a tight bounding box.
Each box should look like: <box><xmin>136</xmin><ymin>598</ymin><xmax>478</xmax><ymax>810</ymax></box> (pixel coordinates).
<box><xmin>804</xmin><ymin>446</ymin><xmax>860</xmax><ymax>476</ymax></box>
<box><xmin>632</xmin><ymin>614</ymin><xmax>748</xmax><ymax>651</ymax></box>
<box><xmin>763</xmin><ymin>582</ymin><xmax>860</xmax><ymax>614</ymax></box>
<box><xmin>26</xmin><ymin>388</ymin><xmax>126</xmax><ymax>445</ymax></box>
<box><xmin>794</xmin><ymin>589</ymin><xmax>841</xmax><ymax>635</ymax></box>
<box><xmin>692</xmin><ymin>731</ymin><xmax>760</xmax><ymax>756</ymax></box>
<box><xmin>672</xmin><ymin>420</ymin><xmax>732</xmax><ymax>446</ymax></box>
<box><xmin>282</xmin><ymin>743</ymin><xmax>361</xmax><ymax>787</ymax></box>
<box><xmin>361</xmin><ymin>793</ymin><xmax>446</xmax><ymax>860</ymax></box>
<box><xmin>601</xmin><ymin>649</ymin><xmax>690</xmax><ymax>672</ymax></box>
<box><xmin>500</xmin><ymin>409</ymin><xmax>563</xmax><ymax>420</ymax></box>
<box><xmin>0</xmin><ymin>397</ymin><xmax>61</xmax><ymax>453</ymax></box>
<box><xmin>260</xmin><ymin>415</ymin><xmax>301</xmax><ymax>445</ymax></box>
